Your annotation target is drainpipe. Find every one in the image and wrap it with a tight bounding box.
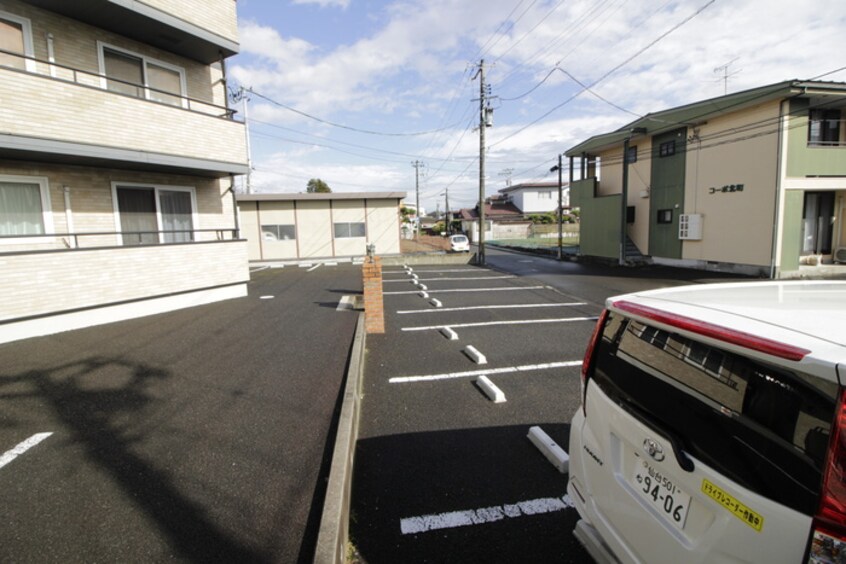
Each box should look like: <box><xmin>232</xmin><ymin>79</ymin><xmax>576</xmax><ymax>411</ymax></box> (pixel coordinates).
<box><xmin>770</xmin><ymin>99</ymin><xmax>788</xmax><ymax>279</ymax></box>
<box><xmin>620</xmin><ymin>138</ymin><xmax>630</xmax><ymax>266</ymax></box>
<box><xmin>229</xmin><ymin>175</ymin><xmax>240</xmax><ymax>239</ymax></box>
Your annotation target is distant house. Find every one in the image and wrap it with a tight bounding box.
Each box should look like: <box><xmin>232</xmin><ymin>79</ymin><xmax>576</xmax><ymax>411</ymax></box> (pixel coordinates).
<box><xmin>566</xmin><ymin>79</ymin><xmax>846</xmax><ymax>277</ymax></box>
<box><xmin>458</xmin><ymin>201</ymin><xmax>530</xmax><ymax>243</ymax></box>
<box><xmin>0</xmin><ymin>0</ymin><xmax>248</xmax><ymax>344</ymax></box>
<box><xmin>237</xmin><ymin>192</ymin><xmax>405</xmax><ymax>261</ymax></box>
<box><xmin>499</xmin><ymin>182</ymin><xmax>570</xmax><ymax>213</ymax></box>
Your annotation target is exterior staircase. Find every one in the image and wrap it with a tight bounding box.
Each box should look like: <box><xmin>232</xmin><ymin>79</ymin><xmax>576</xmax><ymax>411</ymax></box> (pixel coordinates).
<box><xmin>625</xmin><ymin>236</ymin><xmax>649</xmax><ymax>265</ymax></box>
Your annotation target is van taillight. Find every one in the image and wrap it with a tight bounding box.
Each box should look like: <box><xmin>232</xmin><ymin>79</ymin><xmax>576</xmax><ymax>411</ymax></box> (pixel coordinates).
<box><xmin>809</xmin><ymin>387</ymin><xmax>846</xmax><ymax>562</ymax></box>
<box><xmin>581</xmin><ymin>309</ymin><xmax>608</xmax><ymax>414</ymax></box>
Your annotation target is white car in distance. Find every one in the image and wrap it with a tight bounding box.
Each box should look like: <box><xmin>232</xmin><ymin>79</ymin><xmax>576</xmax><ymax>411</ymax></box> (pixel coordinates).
<box><xmin>449</xmin><ymin>234</ymin><xmax>470</xmax><ymax>252</ymax></box>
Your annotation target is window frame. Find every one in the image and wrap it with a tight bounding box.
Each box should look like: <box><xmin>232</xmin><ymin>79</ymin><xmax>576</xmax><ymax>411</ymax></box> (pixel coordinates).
<box><xmin>0</xmin><ymin>174</ymin><xmax>54</xmax><ymax>243</ymax></box>
<box><xmin>808</xmin><ymin>109</ymin><xmax>842</xmax><ymax>147</ymax></box>
<box><xmin>111</xmin><ymin>182</ymin><xmax>198</xmax><ymax>245</ymax></box>
<box><xmin>658</xmin><ymin>140</ymin><xmax>676</xmax><ymax>157</ymax></box>
<box><xmin>97</xmin><ymin>42</ymin><xmax>188</xmax><ymax>108</ymax></box>
<box><xmin>333</xmin><ymin>222</ymin><xmax>366</xmax><ymax>239</ymax></box>
<box><xmin>657</xmin><ymin>209</ymin><xmax>673</xmax><ymax>224</ymax></box>
<box><xmin>262</xmin><ymin>224</ymin><xmax>297</xmax><ymax>241</ymax></box>
<box><xmin>626</xmin><ymin>144</ymin><xmax>638</xmax><ymax>164</ymax></box>
<box><xmin>0</xmin><ymin>10</ymin><xmax>36</xmax><ymax>72</ymax></box>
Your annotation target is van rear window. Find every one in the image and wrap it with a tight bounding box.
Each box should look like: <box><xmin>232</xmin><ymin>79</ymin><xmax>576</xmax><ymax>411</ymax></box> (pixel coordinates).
<box><xmin>592</xmin><ymin>313</ymin><xmax>838</xmax><ymax>515</ymax></box>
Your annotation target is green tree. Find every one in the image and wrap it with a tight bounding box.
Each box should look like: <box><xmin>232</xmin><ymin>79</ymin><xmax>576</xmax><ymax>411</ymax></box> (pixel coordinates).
<box><xmin>306</xmin><ymin>178</ymin><xmax>332</xmax><ymax>193</ymax></box>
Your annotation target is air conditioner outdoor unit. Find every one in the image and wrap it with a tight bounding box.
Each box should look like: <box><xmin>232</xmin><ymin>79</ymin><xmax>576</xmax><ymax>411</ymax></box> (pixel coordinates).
<box><xmin>834</xmin><ymin>247</ymin><xmax>846</xmax><ymax>264</ymax></box>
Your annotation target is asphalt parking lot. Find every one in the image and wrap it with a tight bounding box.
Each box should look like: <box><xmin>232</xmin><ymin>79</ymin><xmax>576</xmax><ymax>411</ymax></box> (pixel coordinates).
<box><xmin>0</xmin><ymin>264</ymin><xmax>362</xmax><ymax>563</ymax></box>
<box><xmin>351</xmin><ymin>259</ymin><xmax>600</xmax><ymax>563</ymax></box>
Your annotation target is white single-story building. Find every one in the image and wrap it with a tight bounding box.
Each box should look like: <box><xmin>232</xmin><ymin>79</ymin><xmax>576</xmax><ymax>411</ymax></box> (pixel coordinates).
<box><xmin>236</xmin><ymin>192</ymin><xmax>405</xmax><ymax>261</ymax></box>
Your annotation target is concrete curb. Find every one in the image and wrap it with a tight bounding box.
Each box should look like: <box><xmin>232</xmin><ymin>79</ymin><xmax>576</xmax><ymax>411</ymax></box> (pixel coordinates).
<box><xmin>313</xmin><ymin>313</ymin><xmax>366</xmax><ymax>563</ymax></box>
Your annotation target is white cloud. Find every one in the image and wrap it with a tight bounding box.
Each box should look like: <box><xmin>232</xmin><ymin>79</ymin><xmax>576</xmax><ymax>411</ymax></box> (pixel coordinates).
<box><xmin>291</xmin><ymin>0</ymin><xmax>351</xmax><ymax>8</ymax></box>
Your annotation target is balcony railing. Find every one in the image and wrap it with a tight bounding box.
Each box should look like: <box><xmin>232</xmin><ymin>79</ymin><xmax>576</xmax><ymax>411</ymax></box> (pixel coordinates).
<box><xmin>0</xmin><ymin>48</ymin><xmax>235</xmax><ymax>119</ymax></box>
<box><xmin>0</xmin><ymin>228</ymin><xmax>240</xmax><ymax>253</ymax></box>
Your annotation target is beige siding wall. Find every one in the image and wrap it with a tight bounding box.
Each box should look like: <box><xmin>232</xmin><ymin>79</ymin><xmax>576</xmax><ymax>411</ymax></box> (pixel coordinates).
<box><xmin>257</xmin><ymin>201</ymin><xmax>298</xmax><ymax>260</ymax></box>
<box><xmin>0</xmin><ymin>0</ymin><xmax>225</xmax><ymax>104</ymax></box>
<box><xmin>681</xmin><ymin>101</ymin><xmax>781</xmax><ymax>266</ymax></box>
<box><xmin>334</xmin><ymin>199</ymin><xmax>367</xmax><ymax>256</ymax></box>
<box><xmin>0</xmin><ymin>161</ymin><xmax>236</xmax><ymax>252</ymax></box>
<box><xmin>0</xmin><ymin>240</ymin><xmax>248</xmax><ymax>322</ymax></box>
<box><xmin>237</xmin><ymin>198</ymin><xmax>402</xmax><ymax>260</ymax></box>
<box><xmin>591</xmin><ymin>143</ymin><xmax>652</xmax><ymax>254</ymax></box>
<box><xmin>367</xmin><ymin>199</ymin><xmax>401</xmax><ymax>255</ymax></box>
<box><xmin>140</xmin><ymin>0</ymin><xmax>239</xmax><ymax>43</ymax></box>
<box><xmin>297</xmin><ymin>200</ymin><xmax>334</xmax><ymax>258</ymax></box>
<box><xmin>238</xmin><ymin>201</ymin><xmax>261</xmax><ymax>260</ymax></box>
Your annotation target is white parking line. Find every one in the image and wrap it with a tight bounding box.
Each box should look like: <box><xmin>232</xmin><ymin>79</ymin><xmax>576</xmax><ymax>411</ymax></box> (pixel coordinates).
<box><xmin>0</xmin><ymin>433</ymin><xmax>53</xmax><ymax>470</ymax></box>
<box><xmin>384</xmin><ymin>286</ymin><xmax>546</xmax><ymax>296</ymax></box>
<box><xmin>397</xmin><ymin>303</ymin><xmax>587</xmax><ymax>314</ymax></box>
<box><xmin>402</xmin><ymin>317</ymin><xmax>597</xmax><ymax>331</ymax></box>
<box><xmin>383</xmin><ymin>276</ymin><xmax>516</xmax><ymax>283</ymax></box>
<box><xmin>307</xmin><ymin>263</ymin><xmax>322</xmax><ymax>272</ymax></box>
<box><xmin>389</xmin><ymin>361</ymin><xmax>581</xmax><ymax>383</ymax></box>
<box><xmin>400</xmin><ymin>495</ymin><xmax>574</xmax><ymax>535</ymax></box>
<box><xmin>384</xmin><ymin>268</ymin><xmax>482</xmax><ymax>275</ymax></box>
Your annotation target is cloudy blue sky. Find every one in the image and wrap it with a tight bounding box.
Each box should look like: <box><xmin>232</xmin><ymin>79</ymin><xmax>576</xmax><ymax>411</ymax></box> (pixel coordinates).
<box><xmin>229</xmin><ymin>0</ymin><xmax>846</xmax><ymax>213</ymax></box>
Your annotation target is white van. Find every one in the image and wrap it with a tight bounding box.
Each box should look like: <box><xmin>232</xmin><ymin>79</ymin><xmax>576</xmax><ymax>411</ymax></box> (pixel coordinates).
<box><xmin>568</xmin><ymin>281</ymin><xmax>846</xmax><ymax>564</ymax></box>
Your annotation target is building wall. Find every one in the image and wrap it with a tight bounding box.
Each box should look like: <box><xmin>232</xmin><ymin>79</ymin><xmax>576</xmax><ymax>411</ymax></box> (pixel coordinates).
<box><xmin>680</xmin><ymin>101</ymin><xmax>781</xmax><ymax>267</ymax></box>
<box><xmin>786</xmin><ymin>98</ymin><xmax>846</xmax><ymax>178</ymax></box>
<box><xmin>296</xmin><ymin>200</ymin><xmax>334</xmax><ymax>258</ymax></box>
<box><xmin>366</xmin><ymin>199</ymin><xmax>401</xmax><ymax>255</ymax></box>
<box><xmin>238</xmin><ymin>197</ymin><xmax>402</xmax><ymax>260</ymax></box>
<box><xmin>140</xmin><ymin>0</ymin><xmax>239</xmax><ymax>43</ymax></box>
<box><xmin>0</xmin><ymin>68</ymin><xmax>243</xmax><ymax>163</ymax></box>
<box><xmin>333</xmin><ymin>199</ymin><xmax>367</xmax><ymax>256</ymax></box>
<box><xmin>1</xmin><ymin>0</ymin><xmax>224</xmax><ymax>104</ymax></box>
<box><xmin>515</xmin><ymin>189</ymin><xmax>558</xmax><ymax>213</ymax></box>
<box><xmin>0</xmin><ymin>240</ymin><xmax>247</xmax><ymax>322</ymax></box>
<box><xmin>571</xmin><ymin>178</ymin><xmax>620</xmax><ymax>259</ymax></box>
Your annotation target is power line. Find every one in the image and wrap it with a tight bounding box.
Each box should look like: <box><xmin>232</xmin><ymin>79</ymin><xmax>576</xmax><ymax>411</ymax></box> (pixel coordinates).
<box><xmin>247</xmin><ymin>88</ymin><xmax>468</xmax><ymax>137</ymax></box>
<box><xmin>489</xmin><ymin>0</ymin><xmax>716</xmax><ymax>149</ymax></box>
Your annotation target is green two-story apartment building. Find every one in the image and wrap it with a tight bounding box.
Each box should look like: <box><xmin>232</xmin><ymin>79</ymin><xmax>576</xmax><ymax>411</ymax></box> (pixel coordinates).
<box><xmin>566</xmin><ymin>79</ymin><xmax>846</xmax><ymax>278</ymax></box>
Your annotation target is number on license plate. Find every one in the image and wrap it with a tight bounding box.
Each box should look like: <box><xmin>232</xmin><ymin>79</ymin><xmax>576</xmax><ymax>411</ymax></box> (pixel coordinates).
<box><xmin>631</xmin><ymin>458</ymin><xmax>691</xmax><ymax>530</ymax></box>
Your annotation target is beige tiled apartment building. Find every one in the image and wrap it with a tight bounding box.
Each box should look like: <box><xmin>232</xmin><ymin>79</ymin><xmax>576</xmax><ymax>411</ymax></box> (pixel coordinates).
<box><xmin>0</xmin><ymin>0</ymin><xmax>248</xmax><ymax>343</ymax></box>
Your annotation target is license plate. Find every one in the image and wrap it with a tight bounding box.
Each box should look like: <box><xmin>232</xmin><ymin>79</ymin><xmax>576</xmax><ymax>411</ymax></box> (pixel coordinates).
<box><xmin>631</xmin><ymin>457</ymin><xmax>691</xmax><ymax>530</ymax></box>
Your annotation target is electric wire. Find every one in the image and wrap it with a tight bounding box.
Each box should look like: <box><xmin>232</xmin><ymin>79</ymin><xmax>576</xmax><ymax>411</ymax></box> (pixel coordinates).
<box><xmin>489</xmin><ymin>0</ymin><xmax>716</xmax><ymax>149</ymax></box>
<box><xmin>247</xmin><ymin>88</ymin><xmax>468</xmax><ymax>137</ymax></box>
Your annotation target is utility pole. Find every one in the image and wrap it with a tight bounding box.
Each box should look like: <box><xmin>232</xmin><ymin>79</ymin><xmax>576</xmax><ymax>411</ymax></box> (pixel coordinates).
<box><xmin>473</xmin><ymin>59</ymin><xmax>492</xmax><ymax>266</ymax></box>
<box><xmin>444</xmin><ymin>188</ymin><xmax>450</xmax><ymax>234</ymax></box>
<box><xmin>550</xmin><ymin>154</ymin><xmax>564</xmax><ymax>260</ymax></box>
<box><xmin>411</xmin><ymin>160</ymin><xmax>424</xmax><ymax>240</ymax></box>
<box><xmin>242</xmin><ymin>89</ymin><xmax>253</xmax><ymax>194</ymax></box>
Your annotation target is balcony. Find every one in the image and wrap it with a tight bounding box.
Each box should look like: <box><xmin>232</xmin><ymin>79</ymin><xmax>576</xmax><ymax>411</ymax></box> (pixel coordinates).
<box><xmin>23</xmin><ymin>0</ymin><xmax>238</xmax><ymax>63</ymax></box>
<box><xmin>0</xmin><ymin>236</ymin><xmax>249</xmax><ymax>343</ymax></box>
<box><xmin>0</xmin><ymin>52</ymin><xmax>248</xmax><ymax>178</ymax></box>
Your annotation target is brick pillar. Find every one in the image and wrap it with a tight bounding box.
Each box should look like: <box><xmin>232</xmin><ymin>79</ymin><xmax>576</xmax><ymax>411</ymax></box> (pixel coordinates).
<box><xmin>362</xmin><ymin>256</ymin><xmax>385</xmax><ymax>334</ymax></box>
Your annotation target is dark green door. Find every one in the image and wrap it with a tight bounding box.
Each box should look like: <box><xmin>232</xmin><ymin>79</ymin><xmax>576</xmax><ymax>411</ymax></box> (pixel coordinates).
<box><xmin>649</xmin><ymin>128</ymin><xmax>686</xmax><ymax>259</ymax></box>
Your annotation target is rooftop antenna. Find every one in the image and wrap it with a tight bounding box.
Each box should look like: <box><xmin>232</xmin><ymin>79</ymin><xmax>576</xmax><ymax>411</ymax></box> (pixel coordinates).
<box><xmin>499</xmin><ymin>168</ymin><xmax>514</xmax><ymax>187</ymax></box>
<box><xmin>714</xmin><ymin>57</ymin><xmax>741</xmax><ymax>95</ymax></box>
